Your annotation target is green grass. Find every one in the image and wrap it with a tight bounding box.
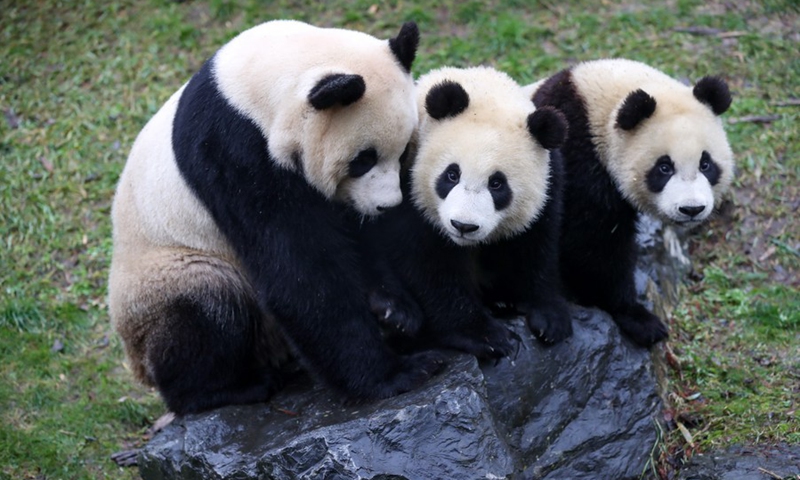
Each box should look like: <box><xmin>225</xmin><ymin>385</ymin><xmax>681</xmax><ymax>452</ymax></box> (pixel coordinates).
<box><xmin>1</xmin><ymin>0</ymin><xmax>798</xmax><ymax>478</ymax></box>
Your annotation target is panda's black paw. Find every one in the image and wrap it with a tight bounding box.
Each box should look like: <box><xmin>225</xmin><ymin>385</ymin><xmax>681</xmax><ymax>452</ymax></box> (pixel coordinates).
<box><xmin>374</xmin><ymin>350</ymin><xmax>448</xmax><ymax>398</ymax></box>
<box><xmin>525</xmin><ymin>304</ymin><xmax>573</xmax><ymax>345</ymax></box>
<box><xmin>614</xmin><ymin>304</ymin><xmax>669</xmax><ymax>348</ymax></box>
<box><xmin>368</xmin><ymin>288</ymin><xmax>423</xmax><ymax>336</ymax></box>
<box><xmin>439</xmin><ymin>317</ymin><xmax>515</xmax><ymax>359</ymax></box>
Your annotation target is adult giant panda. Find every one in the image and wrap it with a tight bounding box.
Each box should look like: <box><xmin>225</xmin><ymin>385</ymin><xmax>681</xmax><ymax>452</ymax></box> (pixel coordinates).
<box><xmin>525</xmin><ymin>58</ymin><xmax>734</xmax><ymax>347</ymax></box>
<box><xmin>108</xmin><ymin>20</ymin><xmax>445</xmax><ymax>415</ymax></box>
<box><xmin>363</xmin><ymin>66</ymin><xmax>572</xmax><ymax>358</ymax></box>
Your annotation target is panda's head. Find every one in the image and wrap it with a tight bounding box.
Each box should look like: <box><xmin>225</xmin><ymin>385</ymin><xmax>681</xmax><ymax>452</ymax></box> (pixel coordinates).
<box><xmin>606</xmin><ymin>76</ymin><xmax>734</xmax><ymax>226</ymax></box>
<box><xmin>213</xmin><ymin>20</ymin><xmax>421</xmax><ymax>216</ymax></box>
<box><xmin>411</xmin><ymin>67</ymin><xmax>567</xmax><ymax>246</ymax></box>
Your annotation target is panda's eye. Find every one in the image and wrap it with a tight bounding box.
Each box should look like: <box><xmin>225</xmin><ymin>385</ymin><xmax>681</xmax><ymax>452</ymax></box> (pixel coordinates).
<box><xmin>699</xmin><ymin>157</ymin><xmax>710</xmax><ymax>172</ymax></box>
<box><xmin>446</xmin><ymin>167</ymin><xmax>460</xmax><ymax>183</ymax></box>
<box><xmin>489</xmin><ymin>177</ymin><xmax>504</xmax><ymax>190</ymax></box>
<box><xmin>349</xmin><ymin>148</ymin><xmax>378</xmax><ymax>178</ymax></box>
<box><xmin>658</xmin><ymin>162</ymin><xmax>673</xmax><ymax>175</ymax></box>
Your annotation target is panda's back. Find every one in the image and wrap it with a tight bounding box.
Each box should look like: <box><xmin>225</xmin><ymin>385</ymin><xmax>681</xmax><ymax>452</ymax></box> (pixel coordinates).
<box><xmin>111</xmin><ymin>85</ymin><xmax>231</xmax><ymax>258</ymax></box>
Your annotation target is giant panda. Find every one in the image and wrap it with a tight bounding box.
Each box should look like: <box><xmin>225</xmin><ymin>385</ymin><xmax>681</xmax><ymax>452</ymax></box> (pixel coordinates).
<box><xmin>525</xmin><ymin>58</ymin><xmax>734</xmax><ymax>347</ymax></box>
<box><xmin>108</xmin><ymin>20</ymin><xmax>446</xmax><ymax>415</ymax></box>
<box><xmin>362</xmin><ymin>66</ymin><xmax>572</xmax><ymax>358</ymax></box>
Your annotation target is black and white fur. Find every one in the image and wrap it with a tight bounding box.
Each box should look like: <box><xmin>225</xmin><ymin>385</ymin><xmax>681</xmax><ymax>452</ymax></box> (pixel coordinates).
<box><xmin>526</xmin><ymin>58</ymin><xmax>734</xmax><ymax>347</ymax></box>
<box><xmin>108</xmin><ymin>20</ymin><xmax>444</xmax><ymax>415</ymax></box>
<box><xmin>363</xmin><ymin>67</ymin><xmax>572</xmax><ymax>358</ymax></box>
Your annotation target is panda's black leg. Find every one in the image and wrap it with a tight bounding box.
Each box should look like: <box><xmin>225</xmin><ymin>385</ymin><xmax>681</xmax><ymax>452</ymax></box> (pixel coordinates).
<box><xmin>146</xmin><ymin>290</ymin><xmax>284</xmax><ymax>415</ymax></box>
<box><xmin>611</xmin><ymin>303</ymin><xmax>669</xmax><ymax>348</ymax></box>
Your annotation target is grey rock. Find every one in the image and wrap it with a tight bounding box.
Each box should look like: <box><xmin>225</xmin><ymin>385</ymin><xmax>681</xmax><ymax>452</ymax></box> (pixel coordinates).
<box><xmin>677</xmin><ymin>444</ymin><xmax>800</xmax><ymax>480</ymax></box>
<box><xmin>139</xmin><ymin>309</ymin><xmax>661</xmax><ymax>480</ymax></box>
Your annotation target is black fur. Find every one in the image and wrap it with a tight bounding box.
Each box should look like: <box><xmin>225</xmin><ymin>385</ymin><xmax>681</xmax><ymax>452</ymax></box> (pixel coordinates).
<box><xmin>646</xmin><ymin>156</ymin><xmax>674</xmax><ymax>193</ymax></box>
<box><xmin>693</xmin><ymin>76</ymin><xmax>731</xmax><ymax>115</ymax></box>
<box><xmin>435</xmin><ymin>163</ymin><xmax>460</xmax><ymax>199</ymax></box>
<box><xmin>616</xmin><ymin>89</ymin><xmax>657</xmax><ymax>131</ymax></box>
<box><xmin>527</xmin><ymin>106</ymin><xmax>567</xmax><ymax>150</ymax></box>
<box><xmin>148</xmin><ymin>287</ymin><xmax>282</xmax><ymax>414</ymax></box>
<box><xmin>488</xmin><ymin>171</ymin><xmax>512</xmax><ymax>210</ymax></box>
<box><xmin>700</xmin><ymin>151</ymin><xmax>721</xmax><ymax>186</ymax></box>
<box><xmin>349</xmin><ymin>148</ymin><xmax>378</xmax><ymax>178</ymax></box>
<box><xmin>361</xmin><ymin>149</ymin><xmax>573</xmax><ymax>357</ymax></box>
<box><xmin>426</xmin><ymin>81</ymin><xmax>470</xmax><ymax>120</ymax></box>
<box><xmin>161</xmin><ymin>56</ymin><xmax>444</xmax><ymax>413</ymax></box>
<box><xmin>388</xmin><ymin>22</ymin><xmax>419</xmax><ymax>73</ymax></box>
<box><xmin>533</xmin><ymin>69</ymin><xmax>668</xmax><ymax>348</ymax></box>
<box><xmin>308</xmin><ymin>73</ymin><xmax>366</xmax><ymax>110</ymax></box>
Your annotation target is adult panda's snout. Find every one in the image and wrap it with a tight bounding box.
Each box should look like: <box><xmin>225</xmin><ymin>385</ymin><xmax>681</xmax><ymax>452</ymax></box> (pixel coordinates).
<box><xmin>451</xmin><ymin>219</ymin><xmax>480</xmax><ymax>234</ymax></box>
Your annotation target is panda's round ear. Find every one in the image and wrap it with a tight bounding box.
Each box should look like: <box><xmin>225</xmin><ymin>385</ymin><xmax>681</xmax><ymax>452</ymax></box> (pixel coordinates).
<box><xmin>527</xmin><ymin>106</ymin><xmax>567</xmax><ymax>150</ymax></box>
<box><xmin>616</xmin><ymin>89</ymin><xmax>657</xmax><ymax>131</ymax></box>
<box><xmin>389</xmin><ymin>22</ymin><xmax>419</xmax><ymax>73</ymax></box>
<box><xmin>426</xmin><ymin>80</ymin><xmax>469</xmax><ymax>120</ymax></box>
<box><xmin>308</xmin><ymin>73</ymin><xmax>366</xmax><ymax>110</ymax></box>
<box><xmin>693</xmin><ymin>76</ymin><xmax>731</xmax><ymax>115</ymax></box>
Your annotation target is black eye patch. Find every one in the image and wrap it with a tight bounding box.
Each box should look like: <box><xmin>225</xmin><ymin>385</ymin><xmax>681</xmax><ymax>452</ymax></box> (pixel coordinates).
<box><xmin>435</xmin><ymin>163</ymin><xmax>460</xmax><ymax>199</ymax></box>
<box><xmin>349</xmin><ymin>148</ymin><xmax>378</xmax><ymax>178</ymax></box>
<box><xmin>488</xmin><ymin>171</ymin><xmax>512</xmax><ymax>210</ymax></box>
<box><xmin>646</xmin><ymin>155</ymin><xmax>674</xmax><ymax>193</ymax></box>
<box><xmin>699</xmin><ymin>151</ymin><xmax>721</xmax><ymax>186</ymax></box>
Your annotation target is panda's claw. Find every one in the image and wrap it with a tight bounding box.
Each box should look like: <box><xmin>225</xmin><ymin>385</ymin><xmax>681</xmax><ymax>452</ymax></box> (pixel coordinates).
<box><xmin>526</xmin><ymin>304</ymin><xmax>573</xmax><ymax>346</ymax></box>
<box><xmin>368</xmin><ymin>288</ymin><xmax>423</xmax><ymax>336</ymax></box>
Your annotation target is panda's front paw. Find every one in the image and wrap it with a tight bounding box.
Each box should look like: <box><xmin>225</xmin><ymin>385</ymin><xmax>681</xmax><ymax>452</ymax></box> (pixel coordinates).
<box><xmin>525</xmin><ymin>303</ymin><xmax>573</xmax><ymax>345</ymax></box>
<box><xmin>438</xmin><ymin>316</ymin><xmax>515</xmax><ymax>359</ymax></box>
<box><xmin>614</xmin><ymin>304</ymin><xmax>669</xmax><ymax>348</ymax></box>
<box><xmin>373</xmin><ymin>350</ymin><xmax>448</xmax><ymax>398</ymax></box>
<box><xmin>368</xmin><ymin>288</ymin><xmax>423</xmax><ymax>336</ymax></box>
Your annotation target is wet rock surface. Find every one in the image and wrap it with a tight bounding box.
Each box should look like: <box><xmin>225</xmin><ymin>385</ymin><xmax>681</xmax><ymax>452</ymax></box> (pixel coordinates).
<box><xmin>139</xmin><ymin>309</ymin><xmax>661</xmax><ymax>480</ymax></box>
<box><xmin>677</xmin><ymin>443</ymin><xmax>800</xmax><ymax>480</ymax></box>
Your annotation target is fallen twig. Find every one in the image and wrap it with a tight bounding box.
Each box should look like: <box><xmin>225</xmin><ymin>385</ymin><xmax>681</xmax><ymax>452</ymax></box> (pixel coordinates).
<box><xmin>771</xmin><ymin>99</ymin><xmax>800</xmax><ymax>107</ymax></box>
<box><xmin>673</xmin><ymin>27</ymin><xmax>747</xmax><ymax>38</ymax></box>
<box><xmin>727</xmin><ymin>114</ymin><xmax>781</xmax><ymax>124</ymax></box>
<box><xmin>757</xmin><ymin>466</ymin><xmax>785</xmax><ymax>479</ymax></box>
<box><xmin>674</xmin><ymin>26</ymin><xmax>721</xmax><ymax>35</ymax></box>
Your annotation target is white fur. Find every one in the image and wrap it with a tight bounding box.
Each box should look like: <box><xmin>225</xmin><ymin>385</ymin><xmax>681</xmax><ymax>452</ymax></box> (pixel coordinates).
<box><xmin>528</xmin><ymin>59</ymin><xmax>734</xmax><ymax>223</ymax></box>
<box><xmin>411</xmin><ymin>66</ymin><xmax>552</xmax><ymax>246</ymax></box>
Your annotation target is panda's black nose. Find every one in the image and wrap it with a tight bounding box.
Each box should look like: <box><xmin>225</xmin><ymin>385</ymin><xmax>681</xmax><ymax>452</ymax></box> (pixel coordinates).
<box><xmin>451</xmin><ymin>219</ymin><xmax>479</xmax><ymax>234</ymax></box>
<box><xmin>679</xmin><ymin>205</ymin><xmax>705</xmax><ymax>218</ymax></box>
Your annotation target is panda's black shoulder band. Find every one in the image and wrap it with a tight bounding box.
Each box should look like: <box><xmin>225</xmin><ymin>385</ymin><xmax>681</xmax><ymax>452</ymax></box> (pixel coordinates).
<box><xmin>426</xmin><ymin>80</ymin><xmax>469</xmax><ymax>120</ymax></box>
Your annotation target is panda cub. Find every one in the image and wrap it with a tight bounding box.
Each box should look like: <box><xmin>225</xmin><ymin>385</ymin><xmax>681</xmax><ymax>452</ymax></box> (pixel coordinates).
<box><xmin>526</xmin><ymin>58</ymin><xmax>734</xmax><ymax>347</ymax></box>
<box><xmin>363</xmin><ymin>66</ymin><xmax>572</xmax><ymax>358</ymax></box>
<box><xmin>109</xmin><ymin>20</ymin><xmax>445</xmax><ymax>415</ymax></box>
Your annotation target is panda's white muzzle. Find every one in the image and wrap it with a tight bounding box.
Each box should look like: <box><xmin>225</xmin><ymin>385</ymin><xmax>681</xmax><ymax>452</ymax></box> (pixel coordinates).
<box><xmin>438</xmin><ymin>186</ymin><xmax>500</xmax><ymax>245</ymax></box>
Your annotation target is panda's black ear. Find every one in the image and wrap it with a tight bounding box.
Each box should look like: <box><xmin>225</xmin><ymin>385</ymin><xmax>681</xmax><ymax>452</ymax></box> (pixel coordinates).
<box><xmin>693</xmin><ymin>76</ymin><xmax>731</xmax><ymax>115</ymax></box>
<box><xmin>426</xmin><ymin>81</ymin><xmax>469</xmax><ymax>120</ymax></box>
<box><xmin>389</xmin><ymin>22</ymin><xmax>419</xmax><ymax>73</ymax></box>
<box><xmin>527</xmin><ymin>106</ymin><xmax>567</xmax><ymax>150</ymax></box>
<box><xmin>308</xmin><ymin>73</ymin><xmax>366</xmax><ymax>110</ymax></box>
<box><xmin>616</xmin><ymin>89</ymin><xmax>657</xmax><ymax>131</ymax></box>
